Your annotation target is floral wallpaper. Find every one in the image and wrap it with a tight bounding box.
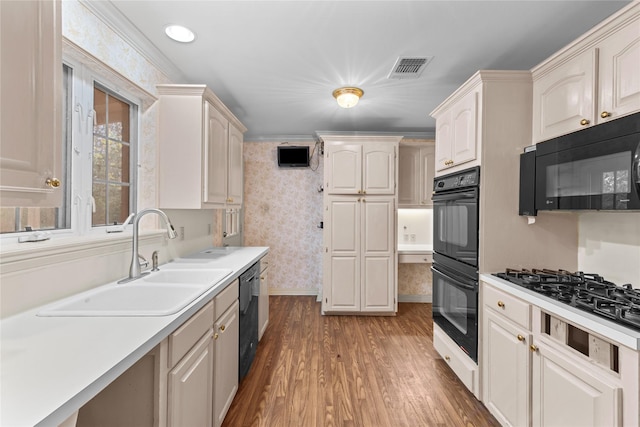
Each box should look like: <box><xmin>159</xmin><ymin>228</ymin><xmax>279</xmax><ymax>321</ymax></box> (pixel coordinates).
<box><xmin>243</xmin><ymin>142</ymin><xmax>324</xmax><ymax>295</ymax></box>
<box><xmin>398</xmin><ymin>264</ymin><xmax>432</xmax><ymax>300</ymax></box>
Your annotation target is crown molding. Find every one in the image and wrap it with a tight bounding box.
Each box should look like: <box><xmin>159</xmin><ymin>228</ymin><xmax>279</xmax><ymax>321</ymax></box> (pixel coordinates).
<box><xmin>79</xmin><ymin>0</ymin><xmax>186</xmax><ymax>84</ymax></box>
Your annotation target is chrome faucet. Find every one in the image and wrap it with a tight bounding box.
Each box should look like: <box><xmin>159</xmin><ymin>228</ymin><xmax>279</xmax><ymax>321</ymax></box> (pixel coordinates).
<box><xmin>118</xmin><ymin>208</ymin><xmax>178</xmax><ymax>284</ymax></box>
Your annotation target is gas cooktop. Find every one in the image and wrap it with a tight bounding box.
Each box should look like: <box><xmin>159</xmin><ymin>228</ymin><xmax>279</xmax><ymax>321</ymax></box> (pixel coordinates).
<box><xmin>494</xmin><ymin>269</ymin><xmax>640</xmax><ymax>331</ymax></box>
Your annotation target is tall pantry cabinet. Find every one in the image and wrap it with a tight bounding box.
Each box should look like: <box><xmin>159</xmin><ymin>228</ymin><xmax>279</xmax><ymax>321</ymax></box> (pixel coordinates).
<box><xmin>320</xmin><ymin>135</ymin><xmax>402</xmax><ymax>315</ymax></box>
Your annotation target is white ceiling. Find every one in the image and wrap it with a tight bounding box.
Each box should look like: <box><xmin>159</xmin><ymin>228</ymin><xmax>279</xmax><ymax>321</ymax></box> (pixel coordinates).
<box><xmin>93</xmin><ymin>0</ymin><xmax>630</xmax><ymax>141</ymax></box>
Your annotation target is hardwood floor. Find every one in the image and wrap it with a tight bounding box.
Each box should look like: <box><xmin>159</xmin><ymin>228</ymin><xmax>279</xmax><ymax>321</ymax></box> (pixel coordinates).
<box><xmin>223</xmin><ymin>296</ymin><xmax>499</xmax><ymax>427</ymax></box>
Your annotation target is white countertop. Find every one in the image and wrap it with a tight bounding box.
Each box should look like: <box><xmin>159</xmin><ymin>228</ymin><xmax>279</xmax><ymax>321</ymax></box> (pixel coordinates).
<box><xmin>0</xmin><ymin>246</ymin><xmax>268</xmax><ymax>427</ymax></box>
<box><xmin>481</xmin><ymin>273</ymin><xmax>640</xmax><ymax>351</ymax></box>
<box><xmin>398</xmin><ymin>244</ymin><xmax>433</xmax><ymax>254</ymax></box>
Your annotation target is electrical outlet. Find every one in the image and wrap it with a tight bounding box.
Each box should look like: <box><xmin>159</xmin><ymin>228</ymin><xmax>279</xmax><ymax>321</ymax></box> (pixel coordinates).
<box><xmin>179</xmin><ymin>226</ymin><xmax>185</xmax><ymax>241</ymax></box>
<box><xmin>403</xmin><ymin>234</ymin><xmax>409</xmax><ymax>242</ymax></box>
<box><xmin>410</xmin><ymin>234</ymin><xmax>416</xmax><ymax>242</ymax></box>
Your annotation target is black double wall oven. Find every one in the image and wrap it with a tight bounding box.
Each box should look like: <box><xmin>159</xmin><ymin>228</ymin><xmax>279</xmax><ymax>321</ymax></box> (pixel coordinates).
<box><xmin>432</xmin><ymin>166</ymin><xmax>480</xmax><ymax>362</ymax></box>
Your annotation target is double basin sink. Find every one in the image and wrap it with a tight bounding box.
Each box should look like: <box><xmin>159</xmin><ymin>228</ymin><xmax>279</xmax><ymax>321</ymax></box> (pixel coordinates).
<box><xmin>38</xmin><ymin>261</ymin><xmax>234</xmax><ymax>317</ymax></box>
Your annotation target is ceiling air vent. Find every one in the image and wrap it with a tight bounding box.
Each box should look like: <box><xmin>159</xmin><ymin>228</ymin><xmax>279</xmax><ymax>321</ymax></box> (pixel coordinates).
<box><xmin>387</xmin><ymin>56</ymin><xmax>433</xmax><ymax>80</ymax></box>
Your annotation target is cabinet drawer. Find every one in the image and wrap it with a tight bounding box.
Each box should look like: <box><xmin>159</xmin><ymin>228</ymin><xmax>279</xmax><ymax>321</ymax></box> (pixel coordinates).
<box><xmin>215</xmin><ymin>279</ymin><xmax>239</xmax><ymax>316</ymax></box>
<box><xmin>483</xmin><ymin>284</ymin><xmax>531</xmax><ymax>330</ymax></box>
<box><xmin>169</xmin><ymin>301</ymin><xmax>214</xmax><ymax>367</ymax></box>
<box><xmin>398</xmin><ymin>253</ymin><xmax>432</xmax><ymax>264</ymax></box>
<box><xmin>260</xmin><ymin>254</ymin><xmax>270</xmax><ymax>272</ymax></box>
<box><xmin>433</xmin><ymin>326</ymin><xmax>478</xmax><ymax>397</ymax></box>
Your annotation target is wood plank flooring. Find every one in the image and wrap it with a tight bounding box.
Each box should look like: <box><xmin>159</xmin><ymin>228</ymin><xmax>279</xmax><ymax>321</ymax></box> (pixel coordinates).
<box><xmin>222</xmin><ymin>296</ymin><xmax>499</xmax><ymax>427</ymax></box>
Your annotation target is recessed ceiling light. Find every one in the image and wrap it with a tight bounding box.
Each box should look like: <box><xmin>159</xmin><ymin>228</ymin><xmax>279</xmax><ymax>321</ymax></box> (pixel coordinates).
<box><xmin>164</xmin><ymin>25</ymin><xmax>195</xmax><ymax>43</ymax></box>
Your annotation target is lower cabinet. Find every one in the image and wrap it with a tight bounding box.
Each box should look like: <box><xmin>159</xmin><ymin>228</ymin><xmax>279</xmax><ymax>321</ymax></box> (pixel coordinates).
<box><xmin>76</xmin><ymin>280</ymin><xmax>241</xmax><ymax>427</ymax></box>
<box><xmin>481</xmin><ymin>281</ymin><xmax>627</xmax><ymax>426</ymax></box>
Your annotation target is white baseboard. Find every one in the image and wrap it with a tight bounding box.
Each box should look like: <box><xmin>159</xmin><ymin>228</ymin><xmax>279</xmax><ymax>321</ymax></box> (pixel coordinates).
<box><xmin>398</xmin><ymin>294</ymin><xmax>432</xmax><ymax>303</ymax></box>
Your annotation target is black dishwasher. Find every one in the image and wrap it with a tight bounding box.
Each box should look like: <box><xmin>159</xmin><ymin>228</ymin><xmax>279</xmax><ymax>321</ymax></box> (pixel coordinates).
<box><xmin>239</xmin><ymin>262</ymin><xmax>259</xmax><ymax>381</ymax></box>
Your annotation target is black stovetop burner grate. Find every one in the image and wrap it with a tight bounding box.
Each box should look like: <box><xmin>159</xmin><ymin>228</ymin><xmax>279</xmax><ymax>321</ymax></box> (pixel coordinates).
<box><xmin>495</xmin><ymin>269</ymin><xmax>640</xmax><ymax>331</ymax></box>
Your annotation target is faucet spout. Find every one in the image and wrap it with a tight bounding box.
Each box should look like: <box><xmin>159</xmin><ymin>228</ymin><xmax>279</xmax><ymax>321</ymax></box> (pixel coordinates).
<box><xmin>118</xmin><ymin>208</ymin><xmax>177</xmax><ymax>284</ymax></box>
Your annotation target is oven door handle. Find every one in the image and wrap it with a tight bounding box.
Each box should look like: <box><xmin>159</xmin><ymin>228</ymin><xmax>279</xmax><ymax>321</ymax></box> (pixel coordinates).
<box><xmin>431</xmin><ymin>265</ymin><xmax>477</xmax><ymax>291</ymax></box>
<box><xmin>432</xmin><ymin>191</ymin><xmax>477</xmax><ymax>202</ymax></box>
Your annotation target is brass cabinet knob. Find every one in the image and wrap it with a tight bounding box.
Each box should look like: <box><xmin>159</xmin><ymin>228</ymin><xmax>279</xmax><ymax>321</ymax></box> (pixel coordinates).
<box><xmin>445</xmin><ymin>355</ymin><xmax>451</xmax><ymax>362</ymax></box>
<box><xmin>600</xmin><ymin>111</ymin><xmax>611</xmax><ymax>119</ymax></box>
<box><xmin>580</xmin><ymin>118</ymin><xmax>590</xmax><ymax>126</ymax></box>
<box><xmin>362</xmin><ymin>198</ymin><xmax>366</xmax><ymax>203</ymax></box>
<box><xmin>530</xmin><ymin>344</ymin><xmax>538</xmax><ymax>352</ymax></box>
<box><xmin>497</xmin><ymin>300</ymin><xmax>505</xmax><ymax>308</ymax></box>
<box><xmin>260</xmin><ymin>276</ymin><xmax>265</xmax><ymax>280</ymax></box>
<box><xmin>357</xmin><ymin>190</ymin><xmax>362</xmax><ymax>194</ymax></box>
<box><xmin>45</xmin><ymin>178</ymin><xmax>61</xmax><ymax>188</ymax></box>
<box><xmin>220</xmin><ymin>324</ymin><xmax>226</xmax><ymax>332</ymax></box>
<box><xmin>517</xmin><ymin>334</ymin><xmax>525</xmax><ymax>342</ymax></box>
<box><xmin>362</xmin><ymin>190</ymin><xmax>366</xmax><ymax>194</ymax></box>
<box><xmin>214</xmin><ymin>333</ymin><xmax>219</xmax><ymax>340</ymax></box>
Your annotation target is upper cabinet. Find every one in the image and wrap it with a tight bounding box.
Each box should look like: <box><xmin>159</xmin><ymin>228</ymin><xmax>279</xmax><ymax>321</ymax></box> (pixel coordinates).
<box><xmin>432</xmin><ymin>85</ymin><xmax>479</xmax><ymax>173</ymax></box>
<box><xmin>532</xmin><ymin>3</ymin><xmax>640</xmax><ymax>143</ymax></box>
<box><xmin>157</xmin><ymin>85</ymin><xmax>246</xmax><ymax>209</ymax></box>
<box><xmin>325</xmin><ymin>142</ymin><xmax>396</xmax><ymax>195</ymax></box>
<box><xmin>0</xmin><ymin>0</ymin><xmax>62</xmax><ymax>207</ymax></box>
<box><xmin>398</xmin><ymin>142</ymin><xmax>435</xmax><ymax>207</ymax></box>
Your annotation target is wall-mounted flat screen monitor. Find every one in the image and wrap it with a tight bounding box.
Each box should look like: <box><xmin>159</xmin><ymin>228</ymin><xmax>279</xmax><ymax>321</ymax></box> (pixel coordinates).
<box><xmin>277</xmin><ymin>145</ymin><xmax>310</xmax><ymax>167</ymax></box>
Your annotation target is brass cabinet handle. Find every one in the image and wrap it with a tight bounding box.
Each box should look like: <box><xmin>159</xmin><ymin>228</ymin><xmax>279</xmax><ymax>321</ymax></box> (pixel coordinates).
<box><xmin>445</xmin><ymin>355</ymin><xmax>451</xmax><ymax>362</ymax></box>
<box><xmin>357</xmin><ymin>190</ymin><xmax>362</xmax><ymax>194</ymax></box>
<box><xmin>580</xmin><ymin>118</ymin><xmax>590</xmax><ymax>126</ymax></box>
<box><xmin>530</xmin><ymin>344</ymin><xmax>538</xmax><ymax>352</ymax></box>
<box><xmin>45</xmin><ymin>178</ymin><xmax>61</xmax><ymax>188</ymax></box>
<box><xmin>517</xmin><ymin>334</ymin><xmax>525</xmax><ymax>342</ymax></box>
<box><xmin>600</xmin><ymin>111</ymin><xmax>611</xmax><ymax>119</ymax></box>
<box><xmin>220</xmin><ymin>324</ymin><xmax>226</xmax><ymax>332</ymax></box>
<box><xmin>260</xmin><ymin>276</ymin><xmax>265</xmax><ymax>280</ymax></box>
<box><xmin>497</xmin><ymin>301</ymin><xmax>505</xmax><ymax>308</ymax></box>
<box><xmin>362</xmin><ymin>198</ymin><xmax>366</xmax><ymax>203</ymax></box>
<box><xmin>362</xmin><ymin>190</ymin><xmax>366</xmax><ymax>194</ymax></box>
<box><xmin>214</xmin><ymin>333</ymin><xmax>219</xmax><ymax>340</ymax></box>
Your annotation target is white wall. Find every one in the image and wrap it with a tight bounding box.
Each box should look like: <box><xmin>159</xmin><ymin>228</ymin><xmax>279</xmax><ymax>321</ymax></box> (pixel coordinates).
<box><xmin>578</xmin><ymin>212</ymin><xmax>640</xmax><ymax>286</ymax></box>
<box><xmin>397</xmin><ymin>209</ymin><xmax>432</xmax><ymax>245</ymax></box>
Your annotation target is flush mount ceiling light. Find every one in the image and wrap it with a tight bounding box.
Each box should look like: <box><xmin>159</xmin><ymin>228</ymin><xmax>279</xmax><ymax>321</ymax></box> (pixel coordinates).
<box><xmin>332</xmin><ymin>87</ymin><xmax>364</xmax><ymax>109</ymax></box>
<box><xmin>164</xmin><ymin>25</ymin><xmax>195</xmax><ymax>43</ymax></box>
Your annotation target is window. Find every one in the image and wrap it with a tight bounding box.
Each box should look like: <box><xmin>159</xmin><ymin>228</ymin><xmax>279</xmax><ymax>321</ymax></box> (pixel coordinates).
<box><xmin>0</xmin><ymin>61</ymin><xmax>139</xmax><ymax>237</ymax></box>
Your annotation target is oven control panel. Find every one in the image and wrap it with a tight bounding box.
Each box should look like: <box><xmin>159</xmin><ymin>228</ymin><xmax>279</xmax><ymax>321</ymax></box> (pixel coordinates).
<box><xmin>434</xmin><ymin>166</ymin><xmax>480</xmax><ymax>192</ymax></box>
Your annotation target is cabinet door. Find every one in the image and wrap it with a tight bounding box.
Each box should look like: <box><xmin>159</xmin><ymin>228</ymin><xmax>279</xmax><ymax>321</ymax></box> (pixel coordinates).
<box><xmin>398</xmin><ymin>146</ymin><xmax>420</xmax><ymax>205</ymax></box>
<box><xmin>326</xmin><ymin>144</ymin><xmax>362</xmax><ymax>194</ymax></box>
<box><xmin>227</xmin><ymin>124</ymin><xmax>243</xmax><ymax>206</ymax></box>
<box><xmin>598</xmin><ymin>19</ymin><xmax>640</xmax><ymax>122</ymax></box>
<box><xmin>214</xmin><ymin>300</ymin><xmax>239</xmax><ymax>427</ymax></box>
<box><xmin>451</xmin><ymin>90</ymin><xmax>478</xmax><ymax>167</ymax></box>
<box><xmin>0</xmin><ymin>0</ymin><xmax>62</xmax><ymax>207</ymax></box>
<box><xmin>204</xmin><ymin>102</ymin><xmax>228</xmax><ymax>205</ymax></box>
<box><xmin>532</xmin><ymin>49</ymin><xmax>596</xmax><ymax>142</ymax></box>
<box><xmin>324</xmin><ymin>197</ymin><xmax>361</xmax><ymax>311</ymax></box>
<box><xmin>532</xmin><ymin>341</ymin><xmax>622</xmax><ymax>427</ymax></box>
<box><xmin>435</xmin><ymin>111</ymin><xmax>453</xmax><ymax>171</ymax></box>
<box><xmin>258</xmin><ymin>266</ymin><xmax>269</xmax><ymax>341</ymax></box>
<box><xmin>168</xmin><ymin>332</ymin><xmax>214</xmax><ymax>427</ymax></box>
<box><xmin>361</xmin><ymin>197</ymin><xmax>395</xmax><ymax>312</ymax></box>
<box><xmin>419</xmin><ymin>145</ymin><xmax>435</xmax><ymax>206</ymax></box>
<box><xmin>362</xmin><ymin>144</ymin><xmax>395</xmax><ymax>195</ymax></box>
<box><xmin>482</xmin><ymin>309</ymin><xmax>530</xmax><ymax>427</ymax></box>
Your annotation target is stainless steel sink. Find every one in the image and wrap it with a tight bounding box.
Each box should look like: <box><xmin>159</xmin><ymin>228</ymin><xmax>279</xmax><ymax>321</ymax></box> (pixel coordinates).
<box><xmin>37</xmin><ymin>268</ymin><xmax>232</xmax><ymax>317</ymax></box>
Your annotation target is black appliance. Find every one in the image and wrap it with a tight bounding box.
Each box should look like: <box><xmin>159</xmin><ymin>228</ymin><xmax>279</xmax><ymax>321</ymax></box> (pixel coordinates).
<box><xmin>495</xmin><ymin>269</ymin><xmax>640</xmax><ymax>331</ymax></box>
<box><xmin>432</xmin><ymin>166</ymin><xmax>480</xmax><ymax>362</ymax></box>
<box><xmin>277</xmin><ymin>145</ymin><xmax>310</xmax><ymax>167</ymax></box>
<box><xmin>519</xmin><ymin>146</ymin><xmax>537</xmax><ymax>216</ymax></box>
<box><xmin>239</xmin><ymin>262</ymin><xmax>259</xmax><ymax>381</ymax></box>
<box><xmin>528</xmin><ymin>112</ymin><xmax>640</xmax><ymax>212</ymax></box>
<box><xmin>432</xmin><ymin>166</ymin><xmax>480</xmax><ymax>267</ymax></box>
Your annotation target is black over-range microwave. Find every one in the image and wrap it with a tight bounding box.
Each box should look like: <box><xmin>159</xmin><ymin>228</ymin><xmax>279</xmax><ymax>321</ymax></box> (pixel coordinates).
<box><xmin>520</xmin><ymin>112</ymin><xmax>640</xmax><ymax>214</ymax></box>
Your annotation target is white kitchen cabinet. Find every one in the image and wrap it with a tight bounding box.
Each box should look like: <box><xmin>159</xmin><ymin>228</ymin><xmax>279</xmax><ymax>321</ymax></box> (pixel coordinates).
<box><xmin>531</xmin><ymin>340</ymin><xmax>622</xmax><ymax>427</ymax></box>
<box><xmin>157</xmin><ymin>84</ymin><xmax>246</xmax><ymax>209</ymax></box>
<box><xmin>326</xmin><ymin>142</ymin><xmax>396</xmax><ymax>195</ymax></box>
<box><xmin>168</xmin><ymin>331</ymin><xmax>214</xmax><ymax>427</ymax></box>
<box><xmin>258</xmin><ymin>254</ymin><xmax>270</xmax><ymax>341</ymax></box>
<box><xmin>532</xmin><ymin>3</ymin><xmax>640</xmax><ymax>142</ymax></box>
<box><xmin>482</xmin><ymin>286</ymin><xmax>531</xmax><ymax>427</ymax></box>
<box><xmin>323</xmin><ymin>195</ymin><xmax>396</xmax><ymax>313</ymax></box>
<box><xmin>213</xmin><ymin>299</ymin><xmax>239</xmax><ymax>427</ymax></box>
<box><xmin>433</xmin><ymin>88</ymin><xmax>478</xmax><ymax>172</ymax></box>
<box><xmin>0</xmin><ymin>0</ymin><xmax>63</xmax><ymax>207</ymax></box>
<box><xmin>398</xmin><ymin>143</ymin><xmax>435</xmax><ymax>207</ymax></box>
